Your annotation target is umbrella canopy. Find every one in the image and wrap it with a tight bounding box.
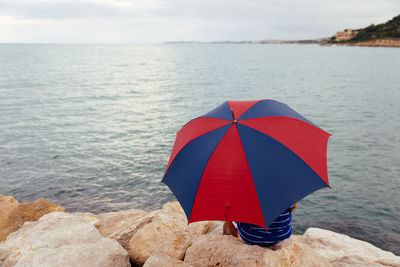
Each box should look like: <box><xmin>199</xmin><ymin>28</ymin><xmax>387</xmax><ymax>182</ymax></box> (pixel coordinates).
<box><xmin>162</xmin><ymin>100</ymin><xmax>331</xmax><ymax>229</ymax></box>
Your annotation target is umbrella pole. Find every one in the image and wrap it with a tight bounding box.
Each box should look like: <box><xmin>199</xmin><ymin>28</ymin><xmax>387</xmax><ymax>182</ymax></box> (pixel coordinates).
<box><xmin>222</xmin><ymin>205</ymin><xmax>238</xmax><ymax>237</ymax></box>
<box><xmin>224</xmin><ymin>221</ymin><xmax>238</xmax><ymax>237</ymax></box>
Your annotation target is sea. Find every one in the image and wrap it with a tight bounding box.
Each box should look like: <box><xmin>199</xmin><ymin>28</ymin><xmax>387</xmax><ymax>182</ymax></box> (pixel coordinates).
<box><xmin>0</xmin><ymin>44</ymin><xmax>399</xmax><ymax>254</ymax></box>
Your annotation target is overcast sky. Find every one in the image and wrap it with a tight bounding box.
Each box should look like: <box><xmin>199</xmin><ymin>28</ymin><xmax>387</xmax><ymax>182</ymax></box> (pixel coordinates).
<box><xmin>0</xmin><ymin>0</ymin><xmax>399</xmax><ymax>43</ymax></box>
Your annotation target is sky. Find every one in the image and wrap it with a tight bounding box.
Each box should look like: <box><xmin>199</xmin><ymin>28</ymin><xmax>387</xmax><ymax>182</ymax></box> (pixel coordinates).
<box><xmin>0</xmin><ymin>0</ymin><xmax>399</xmax><ymax>43</ymax></box>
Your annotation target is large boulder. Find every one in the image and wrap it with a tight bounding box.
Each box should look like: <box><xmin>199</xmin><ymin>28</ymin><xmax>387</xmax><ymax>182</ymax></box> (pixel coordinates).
<box><xmin>184</xmin><ymin>233</ymin><xmax>332</xmax><ymax>266</ymax></box>
<box><xmin>0</xmin><ymin>244</ymin><xmax>10</xmax><ymax>266</ymax></box>
<box><xmin>94</xmin><ymin>208</ymin><xmax>158</xmax><ymax>249</ymax></box>
<box><xmin>73</xmin><ymin>212</ymin><xmax>100</xmax><ymax>224</ymax></box>
<box><xmin>0</xmin><ymin>212</ymin><xmax>130</xmax><ymax>267</ymax></box>
<box><xmin>127</xmin><ymin>201</ymin><xmax>212</xmax><ymax>265</ymax></box>
<box><xmin>144</xmin><ymin>254</ymin><xmax>193</xmax><ymax>267</ymax></box>
<box><xmin>302</xmin><ymin>228</ymin><xmax>400</xmax><ymax>267</ymax></box>
<box><xmin>0</xmin><ymin>194</ymin><xmax>64</xmax><ymax>241</ymax></box>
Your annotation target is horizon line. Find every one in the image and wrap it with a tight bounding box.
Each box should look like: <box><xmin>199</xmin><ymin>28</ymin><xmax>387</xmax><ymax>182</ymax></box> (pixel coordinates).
<box><xmin>0</xmin><ymin>37</ymin><xmax>327</xmax><ymax>45</ymax></box>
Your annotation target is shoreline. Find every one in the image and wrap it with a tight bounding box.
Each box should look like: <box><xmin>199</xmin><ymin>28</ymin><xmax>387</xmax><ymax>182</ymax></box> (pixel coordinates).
<box><xmin>166</xmin><ymin>38</ymin><xmax>400</xmax><ymax>48</ymax></box>
<box><xmin>1</xmin><ymin>194</ymin><xmax>399</xmax><ymax>266</ymax></box>
<box><xmin>320</xmin><ymin>38</ymin><xmax>400</xmax><ymax>48</ymax></box>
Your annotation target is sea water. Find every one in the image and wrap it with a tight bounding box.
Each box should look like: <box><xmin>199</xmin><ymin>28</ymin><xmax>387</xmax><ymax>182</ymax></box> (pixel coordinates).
<box><xmin>0</xmin><ymin>44</ymin><xmax>399</xmax><ymax>254</ymax></box>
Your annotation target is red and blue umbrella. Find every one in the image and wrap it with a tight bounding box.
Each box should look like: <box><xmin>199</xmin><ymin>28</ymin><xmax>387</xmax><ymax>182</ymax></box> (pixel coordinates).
<box><xmin>162</xmin><ymin>100</ymin><xmax>331</xmax><ymax>229</ymax></box>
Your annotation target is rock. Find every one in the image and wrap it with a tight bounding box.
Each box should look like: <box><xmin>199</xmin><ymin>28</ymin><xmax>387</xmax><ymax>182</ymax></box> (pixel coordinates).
<box><xmin>207</xmin><ymin>221</ymin><xmax>224</xmax><ymax>234</ymax></box>
<box><xmin>144</xmin><ymin>254</ymin><xmax>193</xmax><ymax>267</ymax></box>
<box><xmin>184</xmin><ymin>232</ymin><xmax>332</xmax><ymax>267</ymax></box>
<box><xmin>0</xmin><ymin>194</ymin><xmax>65</xmax><ymax>241</ymax></box>
<box><xmin>0</xmin><ymin>195</ymin><xmax>23</xmax><ymax>241</ymax></box>
<box><xmin>272</xmin><ymin>241</ymin><xmax>332</xmax><ymax>267</ymax></box>
<box><xmin>0</xmin><ymin>212</ymin><xmax>130</xmax><ymax>267</ymax></box>
<box><xmin>321</xmin><ymin>37</ymin><xmax>400</xmax><ymax>47</ymax></box>
<box><xmin>185</xmin><ymin>233</ymin><xmax>268</xmax><ymax>266</ymax></box>
<box><xmin>302</xmin><ymin>228</ymin><xmax>400</xmax><ymax>267</ymax></box>
<box><xmin>18</xmin><ymin>198</ymin><xmax>65</xmax><ymax>221</ymax></box>
<box><xmin>3</xmin><ymin>196</ymin><xmax>397</xmax><ymax>267</ymax></box>
<box><xmin>0</xmin><ymin>244</ymin><xmax>11</xmax><ymax>265</ymax></box>
<box><xmin>94</xmin><ymin>208</ymin><xmax>158</xmax><ymax>249</ymax></box>
<box><xmin>73</xmin><ymin>212</ymin><xmax>100</xmax><ymax>224</ymax></box>
<box><xmin>333</xmin><ymin>29</ymin><xmax>358</xmax><ymax>41</ymax></box>
<box><xmin>127</xmin><ymin>201</ymin><xmax>212</xmax><ymax>265</ymax></box>
<box><xmin>344</xmin><ymin>38</ymin><xmax>400</xmax><ymax>47</ymax></box>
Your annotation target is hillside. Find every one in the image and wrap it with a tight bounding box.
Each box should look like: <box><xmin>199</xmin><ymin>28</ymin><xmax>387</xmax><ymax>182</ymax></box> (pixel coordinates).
<box><xmin>326</xmin><ymin>14</ymin><xmax>400</xmax><ymax>46</ymax></box>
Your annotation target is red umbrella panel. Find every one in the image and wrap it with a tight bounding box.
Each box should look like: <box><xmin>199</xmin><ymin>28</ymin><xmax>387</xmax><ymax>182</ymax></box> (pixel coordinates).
<box><xmin>162</xmin><ymin>100</ymin><xmax>331</xmax><ymax>229</ymax></box>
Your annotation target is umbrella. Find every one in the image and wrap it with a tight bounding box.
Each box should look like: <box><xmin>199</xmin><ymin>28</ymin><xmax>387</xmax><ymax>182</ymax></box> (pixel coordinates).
<box><xmin>162</xmin><ymin>99</ymin><xmax>331</xmax><ymax>229</ymax></box>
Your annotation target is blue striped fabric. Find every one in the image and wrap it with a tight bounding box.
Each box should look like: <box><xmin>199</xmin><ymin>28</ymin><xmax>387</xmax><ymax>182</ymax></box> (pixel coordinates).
<box><xmin>235</xmin><ymin>205</ymin><xmax>294</xmax><ymax>247</ymax></box>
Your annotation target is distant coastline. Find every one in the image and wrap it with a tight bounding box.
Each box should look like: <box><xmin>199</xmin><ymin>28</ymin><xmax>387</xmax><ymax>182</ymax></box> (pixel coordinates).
<box><xmin>165</xmin><ymin>39</ymin><xmax>322</xmax><ymax>45</ymax></box>
<box><xmin>166</xmin><ymin>14</ymin><xmax>400</xmax><ymax>48</ymax></box>
<box><xmin>165</xmin><ymin>37</ymin><xmax>400</xmax><ymax>48</ymax></box>
<box><xmin>322</xmin><ymin>14</ymin><xmax>400</xmax><ymax>47</ymax></box>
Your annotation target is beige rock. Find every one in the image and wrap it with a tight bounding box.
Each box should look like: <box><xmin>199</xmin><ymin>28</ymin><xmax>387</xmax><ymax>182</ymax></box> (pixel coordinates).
<box><xmin>185</xmin><ymin>233</ymin><xmax>268</xmax><ymax>266</ymax></box>
<box><xmin>127</xmin><ymin>201</ymin><xmax>211</xmax><ymax>265</ymax></box>
<box><xmin>0</xmin><ymin>195</ymin><xmax>23</xmax><ymax>241</ymax></box>
<box><xmin>333</xmin><ymin>29</ymin><xmax>358</xmax><ymax>41</ymax></box>
<box><xmin>344</xmin><ymin>38</ymin><xmax>400</xmax><ymax>47</ymax></box>
<box><xmin>0</xmin><ymin>195</ymin><xmax>65</xmax><ymax>241</ymax></box>
<box><xmin>184</xmin><ymin>233</ymin><xmax>332</xmax><ymax>267</ymax></box>
<box><xmin>302</xmin><ymin>228</ymin><xmax>400</xmax><ymax>267</ymax></box>
<box><xmin>144</xmin><ymin>254</ymin><xmax>193</xmax><ymax>267</ymax></box>
<box><xmin>0</xmin><ymin>244</ymin><xmax>11</xmax><ymax>266</ymax></box>
<box><xmin>0</xmin><ymin>212</ymin><xmax>130</xmax><ymax>267</ymax></box>
<box><xmin>273</xmin><ymin>241</ymin><xmax>332</xmax><ymax>267</ymax></box>
<box><xmin>321</xmin><ymin>37</ymin><xmax>400</xmax><ymax>47</ymax></box>
<box><xmin>95</xmin><ymin>208</ymin><xmax>158</xmax><ymax>249</ymax></box>
<box><xmin>73</xmin><ymin>212</ymin><xmax>100</xmax><ymax>224</ymax></box>
<box><xmin>207</xmin><ymin>221</ymin><xmax>224</xmax><ymax>234</ymax></box>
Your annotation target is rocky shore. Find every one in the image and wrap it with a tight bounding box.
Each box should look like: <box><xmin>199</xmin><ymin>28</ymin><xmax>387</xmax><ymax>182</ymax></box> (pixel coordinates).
<box><xmin>320</xmin><ymin>38</ymin><xmax>400</xmax><ymax>48</ymax></box>
<box><xmin>1</xmin><ymin>194</ymin><xmax>399</xmax><ymax>266</ymax></box>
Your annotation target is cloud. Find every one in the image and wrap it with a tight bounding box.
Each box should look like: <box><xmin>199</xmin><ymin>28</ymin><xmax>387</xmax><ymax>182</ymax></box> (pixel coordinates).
<box><xmin>0</xmin><ymin>0</ymin><xmax>163</xmax><ymax>19</ymax></box>
<box><xmin>0</xmin><ymin>0</ymin><xmax>399</xmax><ymax>43</ymax></box>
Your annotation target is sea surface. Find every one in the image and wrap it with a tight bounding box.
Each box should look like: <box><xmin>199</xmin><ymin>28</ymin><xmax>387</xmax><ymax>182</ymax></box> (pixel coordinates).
<box><xmin>0</xmin><ymin>44</ymin><xmax>399</xmax><ymax>254</ymax></box>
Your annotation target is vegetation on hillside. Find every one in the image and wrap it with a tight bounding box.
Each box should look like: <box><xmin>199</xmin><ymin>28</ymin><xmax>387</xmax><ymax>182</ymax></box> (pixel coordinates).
<box><xmin>330</xmin><ymin>14</ymin><xmax>400</xmax><ymax>43</ymax></box>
